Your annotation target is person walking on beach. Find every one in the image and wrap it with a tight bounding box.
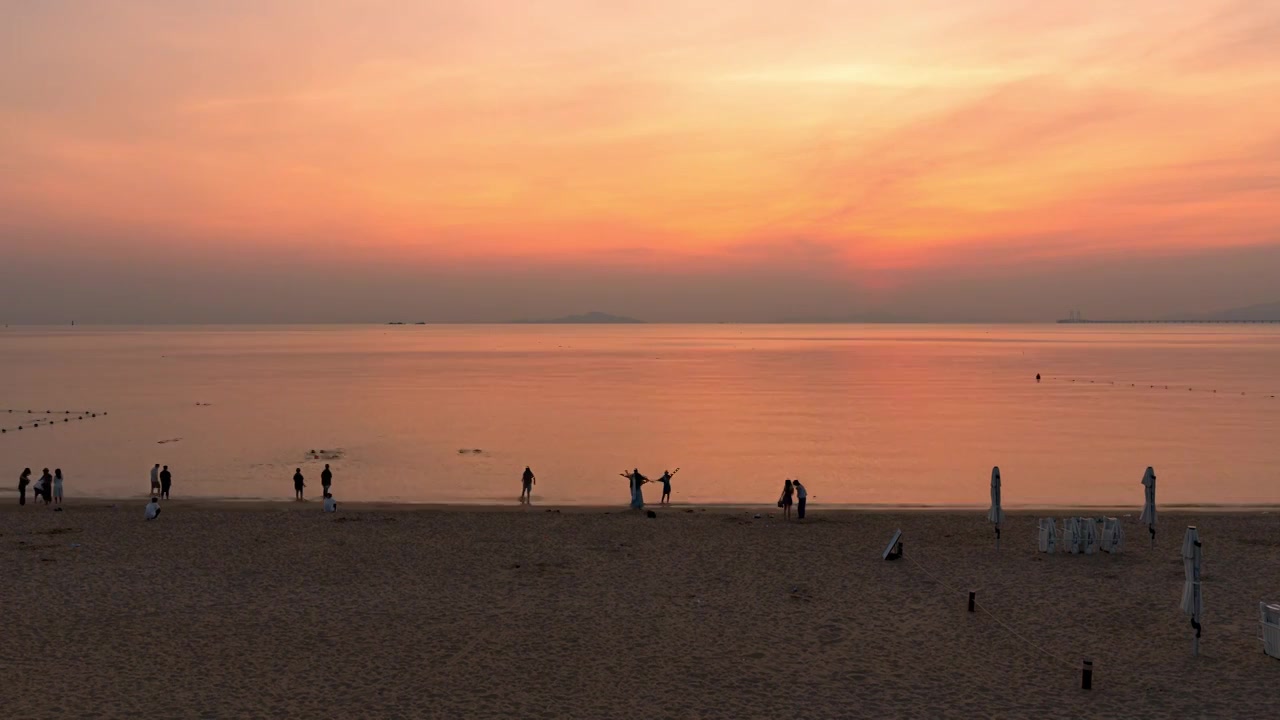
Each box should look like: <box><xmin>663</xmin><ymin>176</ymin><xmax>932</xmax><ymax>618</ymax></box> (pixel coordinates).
<box><xmin>18</xmin><ymin>468</ymin><xmax>31</xmax><ymax>506</ymax></box>
<box><xmin>778</xmin><ymin>479</ymin><xmax>794</xmax><ymax>520</ymax></box>
<box><xmin>150</xmin><ymin>463</ymin><xmax>161</xmax><ymax>495</ymax></box>
<box><xmin>323</xmin><ymin>492</ymin><xmax>338</xmax><ymax>513</ymax></box>
<box><xmin>159</xmin><ymin>466</ymin><xmax>172</xmax><ymax>499</ymax></box>
<box><xmin>658</xmin><ymin>469</ymin><xmax>678</xmax><ymax>505</ymax></box>
<box><xmin>53</xmin><ymin>469</ymin><xmax>64</xmax><ymax>506</ymax></box>
<box><xmin>520</xmin><ymin>466</ymin><xmax>536</xmax><ymax>503</ymax></box>
<box><xmin>293</xmin><ymin>468</ymin><xmax>305</xmax><ymax>500</ymax></box>
<box><xmin>145</xmin><ymin>497</ymin><xmax>161</xmax><ymax>520</ymax></box>
<box><xmin>37</xmin><ymin>468</ymin><xmax>53</xmax><ymax>505</ymax></box>
<box><xmin>321</xmin><ymin>464</ymin><xmax>333</xmax><ymax>495</ymax></box>
<box><xmin>792</xmin><ymin>479</ymin><xmax>807</xmax><ymax>520</ymax></box>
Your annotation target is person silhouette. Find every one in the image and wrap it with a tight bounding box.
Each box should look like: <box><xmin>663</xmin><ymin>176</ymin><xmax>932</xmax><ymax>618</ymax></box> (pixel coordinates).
<box><xmin>160</xmin><ymin>465</ymin><xmax>172</xmax><ymax>500</ymax></box>
<box><xmin>150</xmin><ymin>463</ymin><xmax>161</xmax><ymax>495</ymax></box>
<box><xmin>321</xmin><ymin>464</ymin><xmax>333</xmax><ymax>495</ymax></box>
<box><xmin>18</xmin><ymin>468</ymin><xmax>31</xmax><ymax>506</ymax></box>
<box><xmin>293</xmin><ymin>468</ymin><xmax>305</xmax><ymax>500</ymax></box>
<box><xmin>629</xmin><ymin>468</ymin><xmax>648</xmax><ymax>510</ymax></box>
<box><xmin>520</xmin><ymin>466</ymin><xmax>536</xmax><ymax>503</ymax></box>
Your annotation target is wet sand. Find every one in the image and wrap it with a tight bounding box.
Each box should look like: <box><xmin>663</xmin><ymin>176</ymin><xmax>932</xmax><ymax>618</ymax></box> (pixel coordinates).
<box><xmin>4</xmin><ymin>501</ymin><xmax>1278</xmax><ymax>718</ymax></box>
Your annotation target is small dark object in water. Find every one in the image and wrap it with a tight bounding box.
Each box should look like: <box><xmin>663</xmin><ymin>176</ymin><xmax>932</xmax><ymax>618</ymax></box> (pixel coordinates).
<box><xmin>472</xmin><ymin>449</ymin><xmax>482</xmax><ymax>453</ymax></box>
<box><xmin>646</xmin><ymin>510</ymin><xmax>657</xmax><ymax>519</ymax></box>
<box><xmin>1035</xmin><ymin>373</ymin><xmax>1041</xmax><ymax>382</ymax></box>
<box><xmin>457</xmin><ymin>449</ymin><xmax>467</xmax><ymax>454</ymax></box>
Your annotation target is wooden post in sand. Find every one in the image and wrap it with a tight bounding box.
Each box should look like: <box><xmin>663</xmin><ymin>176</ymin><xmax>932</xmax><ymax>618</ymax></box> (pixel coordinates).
<box><xmin>1081</xmin><ymin>659</ymin><xmax>1093</xmax><ymax>690</ymax></box>
<box><xmin>967</xmin><ymin>591</ymin><xmax>976</xmax><ymax>613</ymax></box>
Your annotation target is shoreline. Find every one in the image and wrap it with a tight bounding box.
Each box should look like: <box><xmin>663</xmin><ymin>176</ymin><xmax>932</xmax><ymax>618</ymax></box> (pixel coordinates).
<box><xmin>6</xmin><ymin>495</ymin><xmax>1280</xmax><ymax>514</ymax></box>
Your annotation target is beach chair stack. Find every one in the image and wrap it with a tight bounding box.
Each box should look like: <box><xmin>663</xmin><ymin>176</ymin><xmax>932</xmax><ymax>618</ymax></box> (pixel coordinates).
<box><xmin>1037</xmin><ymin>518</ymin><xmax>1057</xmax><ymax>553</ymax></box>
<box><xmin>1056</xmin><ymin>518</ymin><xmax>1104</xmax><ymax>555</ymax></box>
<box><xmin>1101</xmin><ymin>517</ymin><xmax>1124</xmax><ymax>554</ymax></box>
<box><xmin>1261</xmin><ymin>603</ymin><xmax>1280</xmax><ymax>660</ymax></box>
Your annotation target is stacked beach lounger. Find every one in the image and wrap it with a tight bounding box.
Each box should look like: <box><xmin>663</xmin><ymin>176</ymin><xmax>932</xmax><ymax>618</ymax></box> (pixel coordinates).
<box><xmin>1037</xmin><ymin>517</ymin><xmax>1121</xmax><ymax>555</ymax></box>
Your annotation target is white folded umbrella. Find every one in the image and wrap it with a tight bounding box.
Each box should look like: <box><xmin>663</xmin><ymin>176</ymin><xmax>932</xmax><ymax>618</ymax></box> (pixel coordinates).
<box><xmin>1181</xmin><ymin>526</ymin><xmax>1203</xmax><ymax>655</ymax></box>
<box><xmin>1139</xmin><ymin>467</ymin><xmax>1157</xmax><ymax>545</ymax></box>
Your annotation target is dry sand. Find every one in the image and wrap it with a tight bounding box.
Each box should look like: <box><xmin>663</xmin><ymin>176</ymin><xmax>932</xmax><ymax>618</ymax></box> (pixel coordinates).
<box><xmin>3</xmin><ymin>501</ymin><xmax>1279</xmax><ymax>719</ymax></box>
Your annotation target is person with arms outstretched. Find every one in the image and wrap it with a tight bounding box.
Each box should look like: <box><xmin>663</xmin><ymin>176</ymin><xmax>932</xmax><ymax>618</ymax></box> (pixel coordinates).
<box><xmin>520</xmin><ymin>466</ymin><xmax>536</xmax><ymax>503</ymax></box>
<box><xmin>658</xmin><ymin>469</ymin><xmax>678</xmax><ymax>505</ymax></box>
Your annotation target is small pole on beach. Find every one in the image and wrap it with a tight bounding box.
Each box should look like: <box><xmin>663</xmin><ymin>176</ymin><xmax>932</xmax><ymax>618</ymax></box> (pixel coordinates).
<box><xmin>968</xmin><ymin>591</ymin><xmax>976</xmax><ymax>613</ymax></box>
<box><xmin>995</xmin><ymin>525</ymin><xmax>1001</xmax><ymax>550</ymax></box>
<box><xmin>1081</xmin><ymin>659</ymin><xmax>1093</xmax><ymax>690</ymax></box>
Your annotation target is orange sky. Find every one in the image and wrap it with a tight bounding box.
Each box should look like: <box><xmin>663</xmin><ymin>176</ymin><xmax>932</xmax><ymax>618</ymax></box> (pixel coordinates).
<box><xmin>2</xmin><ymin>1</ymin><xmax>1279</xmax><ymax>322</ymax></box>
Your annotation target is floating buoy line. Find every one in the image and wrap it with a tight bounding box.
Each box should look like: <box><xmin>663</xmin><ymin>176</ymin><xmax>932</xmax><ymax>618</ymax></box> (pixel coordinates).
<box><xmin>0</xmin><ymin>409</ymin><xmax>108</xmax><ymax>435</ymax></box>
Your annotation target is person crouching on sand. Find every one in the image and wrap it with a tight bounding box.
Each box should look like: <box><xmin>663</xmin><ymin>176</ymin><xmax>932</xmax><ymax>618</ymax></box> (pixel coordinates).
<box><xmin>323</xmin><ymin>492</ymin><xmax>337</xmax><ymax>513</ymax></box>
<box><xmin>293</xmin><ymin>468</ymin><xmax>305</xmax><ymax>500</ymax></box>
<box><xmin>779</xmin><ymin>479</ymin><xmax>794</xmax><ymax>520</ymax></box>
<box><xmin>145</xmin><ymin>497</ymin><xmax>161</xmax><ymax>520</ymax></box>
<box><xmin>521</xmin><ymin>466</ymin><xmax>536</xmax><ymax>503</ymax></box>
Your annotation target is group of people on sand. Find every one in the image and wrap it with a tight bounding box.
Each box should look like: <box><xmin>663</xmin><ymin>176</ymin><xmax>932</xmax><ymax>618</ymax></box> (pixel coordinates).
<box><xmin>621</xmin><ymin>468</ymin><xmax>677</xmax><ymax>509</ymax></box>
<box><xmin>16</xmin><ymin>467</ymin><xmax>65</xmax><ymax>507</ymax></box>
<box><xmin>143</xmin><ymin>463</ymin><xmax>176</xmax><ymax>520</ymax></box>
<box><xmin>291</xmin><ymin>464</ymin><xmax>337</xmax><ymax>511</ymax></box>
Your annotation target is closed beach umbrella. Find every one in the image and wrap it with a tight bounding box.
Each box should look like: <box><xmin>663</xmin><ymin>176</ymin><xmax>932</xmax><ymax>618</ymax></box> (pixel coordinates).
<box><xmin>1180</xmin><ymin>526</ymin><xmax>1203</xmax><ymax>655</ymax></box>
<box><xmin>1139</xmin><ymin>467</ymin><xmax>1157</xmax><ymax>545</ymax></box>
<box><xmin>987</xmin><ymin>467</ymin><xmax>1004</xmax><ymax>547</ymax></box>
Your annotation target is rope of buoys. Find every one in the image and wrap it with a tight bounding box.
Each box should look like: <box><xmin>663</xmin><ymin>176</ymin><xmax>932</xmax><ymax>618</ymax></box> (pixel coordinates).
<box><xmin>0</xmin><ymin>409</ymin><xmax>107</xmax><ymax>436</ymax></box>
<box><xmin>1037</xmin><ymin>376</ymin><xmax>1276</xmax><ymax>398</ymax></box>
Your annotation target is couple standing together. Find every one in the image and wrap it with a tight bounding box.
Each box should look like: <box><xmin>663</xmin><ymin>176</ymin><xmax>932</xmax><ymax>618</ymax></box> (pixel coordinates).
<box><xmin>778</xmin><ymin>478</ymin><xmax>807</xmax><ymax>520</ymax></box>
<box><xmin>624</xmin><ymin>468</ymin><xmax>676</xmax><ymax>509</ymax></box>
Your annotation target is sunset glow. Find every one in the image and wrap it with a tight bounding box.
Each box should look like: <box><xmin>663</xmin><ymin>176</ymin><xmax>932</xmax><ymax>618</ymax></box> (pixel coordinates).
<box><xmin>3</xmin><ymin>1</ymin><xmax>1279</xmax><ymax>322</ymax></box>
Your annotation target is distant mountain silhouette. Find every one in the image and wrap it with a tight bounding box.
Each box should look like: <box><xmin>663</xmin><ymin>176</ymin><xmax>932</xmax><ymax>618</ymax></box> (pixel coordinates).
<box><xmin>773</xmin><ymin>312</ymin><xmax>925</xmax><ymax>323</ymax></box>
<box><xmin>1195</xmin><ymin>301</ymin><xmax>1280</xmax><ymax>322</ymax></box>
<box><xmin>512</xmin><ymin>311</ymin><xmax>644</xmax><ymax>324</ymax></box>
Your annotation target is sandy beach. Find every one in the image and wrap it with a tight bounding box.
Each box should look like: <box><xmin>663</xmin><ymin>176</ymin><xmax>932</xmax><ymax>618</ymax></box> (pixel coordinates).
<box><xmin>4</xmin><ymin>501</ymin><xmax>1278</xmax><ymax>718</ymax></box>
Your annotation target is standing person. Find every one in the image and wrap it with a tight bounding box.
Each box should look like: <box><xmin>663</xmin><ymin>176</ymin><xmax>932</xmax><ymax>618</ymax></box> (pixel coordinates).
<box><xmin>145</xmin><ymin>497</ymin><xmax>161</xmax><ymax>520</ymax></box>
<box><xmin>629</xmin><ymin>468</ymin><xmax>648</xmax><ymax>510</ymax></box>
<box><xmin>658</xmin><ymin>469</ymin><xmax>678</xmax><ymax>505</ymax></box>
<box><xmin>150</xmin><ymin>463</ymin><xmax>161</xmax><ymax>496</ymax></box>
<box><xmin>159</xmin><ymin>466</ymin><xmax>172</xmax><ymax>500</ymax></box>
<box><xmin>293</xmin><ymin>468</ymin><xmax>305</xmax><ymax>500</ymax></box>
<box><xmin>321</xmin><ymin>464</ymin><xmax>333</xmax><ymax>496</ymax></box>
<box><xmin>779</xmin><ymin>479</ymin><xmax>794</xmax><ymax>520</ymax></box>
<box><xmin>37</xmin><ymin>468</ymin><xmax>53</xmax><ymax>505</ymax></box>
<box><xmin>792</xmin><ymin>479</ymin><xmax>807</xmax><ymax>520</ymax></box>
<box><xmin>520</xmin><ymin>466</ymin><xmax>536</xmax><ymax>504</ymax></box>
<box><xmin>18</xmin><ymin>468</ymin><xmax>31</xmax><ymax>506</ymax></box>
<box><xmin>53</xmin><ymin>469</ymin><xmax>64</xmax><ymax>506</ymax></box>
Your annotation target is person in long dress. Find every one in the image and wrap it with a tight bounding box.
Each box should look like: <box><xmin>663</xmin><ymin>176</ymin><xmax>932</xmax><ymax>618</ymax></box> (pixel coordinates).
<box><xmin>37</xmin><ymin>468</ymin><xmax>53</xmax><ymax>505</ymax></box>
<box><xmin>626</xmin><ymin>468</ymin><xmax>648</xmax><ymax>509</ymax></box>
<box><xmin>52</xmin><ymin>469</ymin><xmax>64</xmax><ymax>505</ymax></box>
<box><xmin>18</xmin><ymin>468</ymin><xmax>31</xmax><ymax>506</ymax></box>
<box><xmin>779</xmin><ymin>479</ymin><xmax>794</xmax><ymax>520</ymax></box>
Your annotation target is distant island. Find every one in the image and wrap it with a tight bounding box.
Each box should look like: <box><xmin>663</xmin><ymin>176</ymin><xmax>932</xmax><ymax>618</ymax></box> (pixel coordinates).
<box><xmin>1058</xmin><ymin>301</ymin><xmax>1280</xmax><ymax>324</ymax></box>
<box><xmin>512</xmin><ymin>311</ymin><xmax>644</xmax><ymax>324</ymax></box>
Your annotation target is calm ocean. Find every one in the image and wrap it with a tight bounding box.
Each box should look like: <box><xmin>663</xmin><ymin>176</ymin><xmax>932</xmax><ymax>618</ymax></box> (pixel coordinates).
<box><xmin>3</xmin><ymin>324</ymin><xmax>1278</xmax><ymax>506</ymax></box>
